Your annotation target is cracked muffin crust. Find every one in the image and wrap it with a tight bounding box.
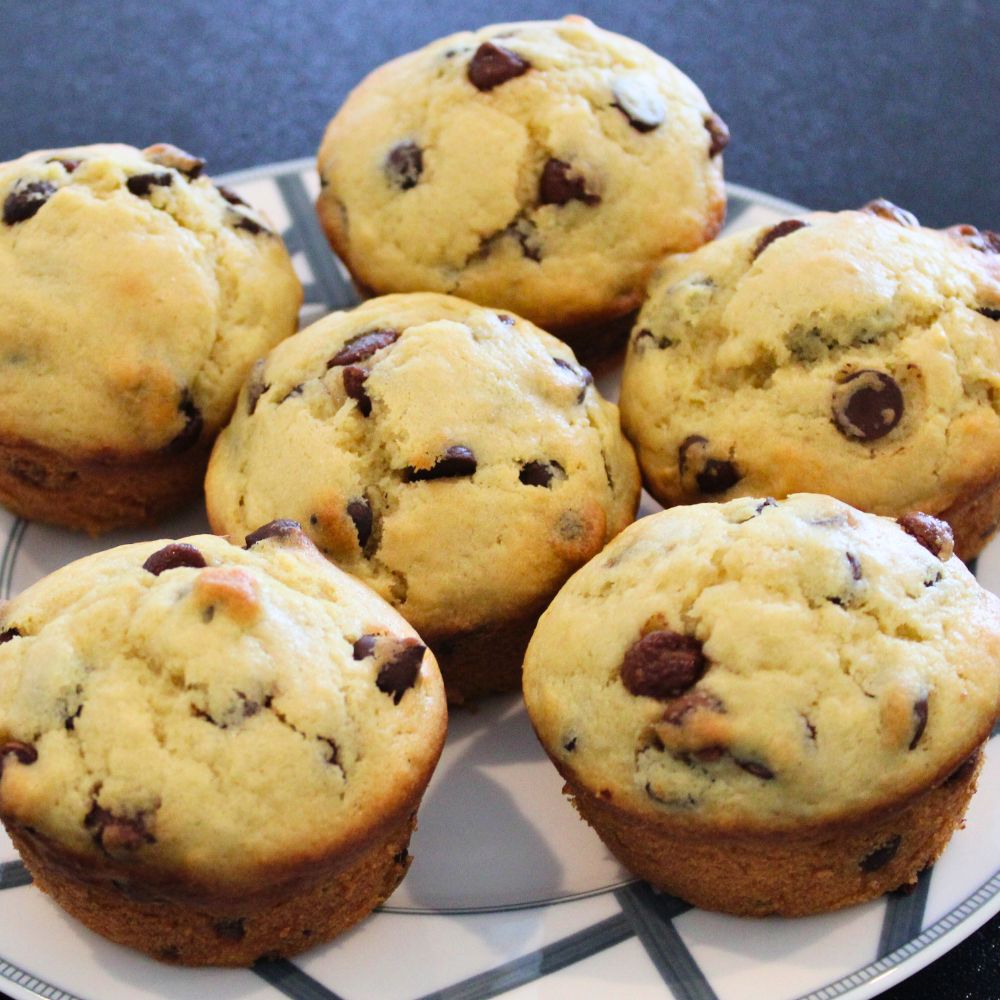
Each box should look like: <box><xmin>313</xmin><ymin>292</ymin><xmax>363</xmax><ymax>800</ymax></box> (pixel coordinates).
<box><xmin>205</xmin><ymin>292</ymin><xmax>641</xmax><ymax>700</ymax></box>
<box><xmin>522</xmin><ymin>494</ymin><xmax>1000</xmax><ymax>916</ymax></box>
<box><xmin>316</xmin><ymin>16</ymin><xmax>726</xmax><ymax>349</ymax></box>
<box><xmin>619</xmin><ymin>204</ymin><xmax>1000</xmax><ymax>559</ymax></box>
<box><xmin>0</xmin><ymin>524</ymin><xmax>446</xmax><ymax>964</ymax></box>
<box><xmin>0</xmin><ymin>142</ymin><xmax>302</xmax><ymax>533</ymax></box>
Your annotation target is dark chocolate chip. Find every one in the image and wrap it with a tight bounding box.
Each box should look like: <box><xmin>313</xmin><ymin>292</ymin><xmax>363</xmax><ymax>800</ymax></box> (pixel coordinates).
<box><xmin>3</xmin><ymin>180</ymin><xmax>57</xmax><ymax>225</ymax></box>
<box><xmin>244</xmin><ymin>519</ymin><xmax>301</xmax><ymax>548</ymax></box>
<box><xmin>909</xmin><ymin>696</ymin><xmax>929</xmax><ymax>750</ymax></box>
<box><xmin>385</xmin><ymin>142</ymin><xmax>423</xmax><ymax>190</ymax></box>
<box><xmin>144</xmin><ymin>144</ymin><xmax>205</xmax><ymax>179</ymax></box>
<box><xmin>832</xmin><ymin>370</ymin><xmax>904</xmax><ymax>441</ymax></box>
<box><xmin>621</xmin><ymin>630</ymin><xmax>707</xmax><ymax>700</ymax></box>
<box><xmin>234</xmin><ymin>214</ymin><xmax>268</xmax><ymax>236</ymax></box>
<box><xmin>897</xmin><ymin>512</ymin><xmax>954</xmax><ymax>560</ymax></box>
<box><xmin>803</xmin><ymin>715</ymin><xmax>817</xmax><ymax>741</ymax></box>
<box><xmin>319</xmin><ymin>737</ymin><xmax>340</xmax><ymax>766</ymax></box>
<box><xmin>0</xmin><ymin>741</ymin><xmax>38</xmax><ymax>768</ymax></box>
<box><xmin>539</xmin><ymin>158</ymin><xmax>600</xmax><ymax>207</ymax></box>
<box><xmin>563</xmin><ymin>736</ymin><xmax>578</xmax><ymax>752</ymax></box>
<box><xmin>213</xmin><ymin>918</ymin><xmax>246</xmax><ymax>941</ymax></box>
<box><xmin>393</xmin><ymin>847</ymin><xmax>409</xmax><ymax>866</ymax></box>
<box><xmin>678</xmin><ymin>435</ymin><xmax>708</xmax><ymax>476</ymax></box>
<box><xmin>142</xmin><ymin>542</ymin><xmax>207</xmax><ymax>576</ymax></box>
<box><xmin>860</xmin><ymin>198</ymin><xmax>918</xmax><ymax>227</ymax></box>
<box><xmin>163</xmin><ymin>390</ymin><xmax>203</xmax><ymax>454</ymax></box>
<box><xmin>703</xmin><ymin>113</ymin><xmax>730</xmax><ymax>157</ymax></box>
<box><xmin>65</xmin><ymin>705</ymin><xmax>83</xmax><ymax>731</ymax></box>
<box><xmin>860</xmin><ymin>835</ymin><xmax>901</xmax><ymax>872</ymax></box>
<box><xmin>945</xmin><ymin>748</ymin><xmax>981</xmax><ymax>785</ymax></box>
<box><xmin>497</xmin><ymin>313</ymin><xmax>516</xmax><ymax>325</ymax></box>
<box><xmin>247</xmin><ymin>359</ymin><xmax>269</xmax><ymax>416</ymax></box>
<box><xmin>126</xmin><ymin>172</ymin><xmax>173</xmax><ymax>197</ymax></box>
<box><xmin>633</xmin><ymin>327</ymin><xmax>674</xmax><ymax>351</ymax></box>
<box><xmin>403</xmin><ymin>445</ymin><xmax>477</xmax><ymax>482</ymax></box>
<box><xmin>661</xmin><ymin>690</ymin><xmax>724</xmax><ymax>725</ymax></box>
<box><xmin>553</xmin><ymin>356</ymin><xmax>593</xmax><ymax>402</ymax></box>
<box><xmin>217</xmin><ymin>185</ymin><xmax>249</xmax><ymax>207</ymax></box>
<box><xmin>342</xmin><ymin>366</ymin><xmax>372</xmax><ymax>416</ymax></box>
<box><xmin>328</xmin><ymin>328</ymin><xmax>400</xmax><ymax>367</ymax></box>
<box><xmin>736</xmin><ymin>758</ymin><xmax>775</xmax><ymax>780</ymax></box>
<box><xmin>84</xmin><ymin>804</ymin><xmax>155</xmax><ymax>852</ymax></box>
<box><xmin>696</xmin><ymin>459</ymin><xmax>740</xmax><ymax>495</ymax></box>
<box><xmin>979</xmin><ymin>307</ymin><xmax>1000</xmax><ymax>321</ymax></box>
<box><xmin>0</xmin><ymin>627</ymin><xmax>20</xmax><ymax>644</ymax></box>
<box><xmin>347</xmin><ymin>497</ymin><xmax>373</xmax><ymax>549</ymax></box>
<box><xmin>949</xmin><ymin>224</ymin><xmax>1000</xmax><ymax>254</ymax></box>
<box><xmin>49</xmin><ymin>157</ymin><xmax>80</xmax><ymax>173</ymax></box>
<box><xmin>376</xmin><ymin>642</ymin><xmax>426</xmax><ymax>704</ymax></box>
<box><xmin>753</xmin><ymin>219</ymin><xmax>809</xmax><ymax>260</ymax></box>
<box><xmin>755</xmin><ymin>497</ymin><xmax>778</xmax><ymax>514</ymax></box>
<box><xmin>473</xmin><ymin>217</ymin><xmax>543</xmax><ymax>263</ymax></box>
<box><xmin>612</xmin><ymin>78</ymin><xmax>666</xmax><ymax>132</ymax></box>
<box><xmin>353</xmin><ymin>634</ymin><xmax>378</xmax><ymax>660</ymax></box>
<box><xmin>519</xmin><ymin>460</ymin><xmax>564</xmax><ymax>487</ymax></box>
<box><xmin>846</xmin><ymin>552</ymin><xmax>863</xmax><ymax>581</ymax></box>
<box><xmin>467</xmin><ymin>41</ymin><xmax>530</xmax><ymax>91</ymax></box>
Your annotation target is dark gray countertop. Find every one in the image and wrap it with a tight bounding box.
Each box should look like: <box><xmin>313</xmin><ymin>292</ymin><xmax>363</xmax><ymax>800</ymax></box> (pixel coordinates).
<box><xmin>0</xmin><ymin>2</ymin><xmax>997</xmax><ymax>998</ymax></box>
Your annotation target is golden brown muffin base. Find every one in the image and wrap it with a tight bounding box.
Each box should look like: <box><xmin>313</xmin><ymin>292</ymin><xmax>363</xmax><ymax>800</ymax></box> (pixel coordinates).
<box><xmin>5</xmin><ymin>810</ymin><xmax>417</xmax><ymax>966</ymax></box>
<box><xmin>561</xmin><ymin>747</ymin><xmax>984</xmax><ymax>917</ymax></box>
<box><xmin>430</xmin><ymin>610</ymin><xmax>540</xmax><ymax>705</ymax></box>
<box><xmin>937</xmin><ymin>471</ymin><xmax>1000</xmax><ymax>562</ymax></box>
<box><xmin>0</xmin><ymin>435</ymin><xmax>211</xmax><ymax>535</ymax></box>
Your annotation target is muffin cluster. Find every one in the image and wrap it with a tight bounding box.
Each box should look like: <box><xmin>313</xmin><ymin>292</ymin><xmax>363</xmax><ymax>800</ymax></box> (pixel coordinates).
<box><xmin>2</xmin><ymin>11</ymin><xmax>1000</xmax><ymax>968</ymax></box>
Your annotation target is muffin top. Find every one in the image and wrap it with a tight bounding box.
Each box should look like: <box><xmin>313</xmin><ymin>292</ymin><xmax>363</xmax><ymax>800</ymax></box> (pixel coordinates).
<box><xmin>523</xmin><ymin>494</ymin><xmax>1000</xmax><ymax>831</ymax></box>
<box><xmin>0</xmin><ymin>525</ymin><xmax>446</xmax><ymax>892</ymax></box>
<box><xmin>206</xmin><ymin>292</ymin><xmax>640</xmax><ymax>639</ymax></box>
<box><xmin>620</xmin><ymin>205</ymin><xmax>1000</xmax><ymax>518</ymax></box>
<box><xmin>316</xmin><ymin>16</ymin><xmax>726</xmax><ymax>332</ymax></box>
<box><xmin>0</xmin><ymin>143</ymin><xmax>301</xmax><ymax>454</ymax></box>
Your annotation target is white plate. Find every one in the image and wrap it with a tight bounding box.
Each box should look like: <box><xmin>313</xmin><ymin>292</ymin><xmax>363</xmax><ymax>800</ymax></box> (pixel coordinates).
<box><xmin>1</xmin><ymin>160</ymin><xmax>997</xmax><ymax>1000</ymax></box>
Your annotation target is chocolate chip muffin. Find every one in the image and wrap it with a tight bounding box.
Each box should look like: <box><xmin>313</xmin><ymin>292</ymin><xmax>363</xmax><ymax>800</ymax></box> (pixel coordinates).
<box><xmin>619</xmin><ymin>203</ymin><xmax>1000</xmax><ymax>559</ymax></box>
<box><xmin>205</xmin><ymin>292</ymin><xmax>640</xmax><ymax>701</ymax></box>
<box><xmin>316</xmin><ymin>16</ymin><xmax>727</xmax><ymax>355</ymax></box>
<box><xmin>523</xmin><ymin>494</ymin><xmax>1000</xmax><ymax>916</ymax></box>
<box><xmin>0</xmin><ymin>142</ymin><xmax>302</xmax><ymax>533</ymax></box>
<box><xmin>0</xmin><ymin>523</ymin><xmax>446</xmax><ymax>965</ymax></box>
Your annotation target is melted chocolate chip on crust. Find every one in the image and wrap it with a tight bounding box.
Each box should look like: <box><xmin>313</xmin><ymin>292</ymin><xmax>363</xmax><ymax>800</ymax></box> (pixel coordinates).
<box><xmin>342</xmin><ymin>365</ymin><xmax>372</xmax><ymax>415</ymax></box>
<box><xmin>832</xmin><ymin>370</ymin><xmax>904</xmax><ymax>441</ymax></box>
<box><xmin>753</xmin><ymin>219</ymin><xmax>809</xmax><ymax>260</ymax></box>
<box><xmin>860</xmin><ymin>198</ymin><xmax>918</xmax><ymax>227</ymax></box>
<box><xmin>860</xmin><ymin>835</ymin><xmax>901</xmax><ymax>872</ymax></box>
<box><xmin>0</xmin><ymin>741</ymin><xmax>38</xmax><ymax>770</ymax></box>
<box><xmin>142</xmin><ymin>543</ymin><xmax>207</xmax><ymax>576</ymax></box>
<box><xmin>126</xmin><ymin>172</ymin><xmax>173</xmax><ymax>197</ymax></box>
<box><xmin>0</xmin><ymin>627</ymin><xmax>20</xmax><ymax>644</ymax></box>
<box><xmin>979</xmin><ymin>307</ymin><xmax>1000</xmax><ymax>321</ymax></box>
<box><xmin>539</xmin><ymin>159</ymin><xmax>600</xmax><ymax>207</ymax></box>
<box><xmin>347</xmin><ymin>497</ymin><xmax>373</xmax><ymax>549</ymax></box>
<box><xmin>244</xmin><ymin>519</ymin><xmax>301</xmax><ymax>547</ymax></box>
<box><xmin>353</xmin><ymin>634</ymin><xmax>426</xmax><ymax>703</ymax></box>
<box><xmin>897</xmin><ymin>512</ymin><xmax>954</xmax><ymax>560</ymax></box>
<box><xmin>611</xmin><ymin>78</ymin><xmax>666</xmax><ymax>132</ymax></box>
<box><xmin>519</xmin><ymin>460</ymin><xmax>565</xmax><ymax>487</ymax></box>
<box><xmin>704</xmin><ymin>113</ymin><xmax>730</xmax><ymax>157</ymax></box>
<box><xmin>403</xmin><ymin>446</ymin><xmax>477</xmax><ymax>482</ymax></box>
<box><xmin>385</xmin><ymin>142</ymin><xmax>423</xmax><ymax>190</ymax></box>
<box><xmin>163</xmin><ymin>391</ymin><xmax>203</xmax><ymax>454</ymax></box>
<box><xmin>328</xmin><ymin>329</ymin><xmax>400</xmax><ymax>367</ymax></box>
<box><xmin>3</xmin><ymin>180</ymin><xmax>57</xmax><ymax>224</ymax></box>
<box><xmin>621</xmin><ymin>630</ymin><xmax>707</xmax><ymax>700</ymax></box>
<box><xmin>467</xmin><ymin>42</ymin><xmax>530</xmax><ymax>91</ymax></box>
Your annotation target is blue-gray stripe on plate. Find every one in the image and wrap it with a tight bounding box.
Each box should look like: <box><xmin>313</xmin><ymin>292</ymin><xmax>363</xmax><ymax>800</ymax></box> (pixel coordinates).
<box><xmin>0</xmin><ymin>860</ymin><xmax>32</xmax><ymax>891</ymax></box>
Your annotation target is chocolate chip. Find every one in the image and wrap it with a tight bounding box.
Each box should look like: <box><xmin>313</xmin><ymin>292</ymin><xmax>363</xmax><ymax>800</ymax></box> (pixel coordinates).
<box><xmin>217</xmin><ymin>185</ymin><xmax>248</xmax><ymax>207</ymax></box>
<box><xmin>213</xmin><ymin>918</ymin><xmax>246</xmax><ymax>942</ymax></box>
<box><xmin>385</xmin><ymin>142</ymin><xmax>423</xmax><ymax>190</ymax></box>
<box><xmin>945</xmin><ymin>748</ymin><xmax>981</xmax><ymax>785</ymax></box>
<box><xmin>703</xmin><ymin>113</ymin><xmax>729</xmax><ymax>157</ymax></box>
<box><xmin>553</xmin><ymin>357</ymin><xmax>593</xmax><ymax>402</ymax></box>
<box><xmin>753</xmin><ymin>219</ymin><xmax>809</xmax><ymax>260</ymax></box>
<box><xmin>233</xmin><ymin>214</ymin><xmax>268</xmax><ymax>236</ymax></box>
<box><xmin>377</xmin><ymin>644</ymin><xmax>425</xmax><ymax>703</ymax></box>
<box><xmin>497</xmin><ymin>313</ymin><xmax>515</xmax><ymax>325</ymax></box>
<box><xmin>347</xmin><ymin>497</ymin><xmax>373</xmax><ymax>549</ymax></box>
<box><xmin>142</xmin><ymin>542</ymin><xmax>207</xmax><ymax>576</ymax></box>
<box><xmin>278</xmin><ymin>383</ymin><xmax>304</xmax><ymax>404</ymax></box>
<box><xmin>563</xmin><ymin>736</ymin><xmax>578</xmax><ymax>752</ymax></box>
<box><xmin>661</xmin><ymin>690</ymin><xmax>724</xmax><ymax>725</ymax></box>
<box><xmin>65</xmin><ymin>705</ymin><xmax>83</xmax><ymax>731</ymax></box>
<box><xmin>755</xmin><ymin>498</ymin><xmax>778</xmax><ymax>514</ymax></box>
<box><xmin>736</xmin><ymin>758</ymin><xmax>775</xmax><ymax>780</ymax></box>
<box><xmin>247</xmin><ymin>359</ymin><xmax>269</xmax><ymax>416</ymax></box>
<box><xmin>85</xmin><ymin>804</ymin><xmax>155</xmax><ymax>852</ymax></box>
<box><xmin>847</xmin><ymin>552</ymin><xmax>862</xmax><ymax>581</ymax></box>
<box><xmin>143</xmin><ymin>143</ymin><xmax>205</xmax><ymax>179</ymax></box>
<box><xmin>519</xmin><ymin>460</ymin><xmax>564</xmax><ymax>487</ymax></box>
<box><xmin>897</xmin><ymin>512</ymin><xmax>954</xmax><ymax>560</ymax></box>
<box><xmin>319</xmin><ymin>737</ymin><xmax>340</xmax><ymax>766</ymax></box>
<box><xmin>539</xmin><ymin>159</ymin><xmax>600</xmax><ymax>207</ymax></box>
<box><xmin>328</xmin><ymin>329</ymin><xmax>400</xmax><ymax>367</ymax></box>
<box><xmin>343</xmin><ymin>366</ymin><xmax>372</xmax><ymax>416</ymax></box>
<box><xmin>0</xmin><ymin>741</ymin><xmax>38</xmax><ymax>769</ymax></box>
<box><xmin>679</xmin><ymin>435</ymin><xmax>741</xmax><ymax>494</ymax></box>
<box><xmin>832</xmin><ymin>370</ymin><xmax>904</xmax><ymax>441</ymax></box>
<box><xmin>467</xmin><ymin>42</ymin><xmax>530</xmax><ymax>91</ymax></box>
<box><xmin>612</xmin><ymin>78</ymin><xmax>666</xmax><ymax>132</ymax></box>
<box><xmin>163</xmin><ymin>390</ymin><xmax>203</xmax><ymax>454</ymax></box>
<box><xmin>860</xmin><ymin>198</ymin><xmax>918</xmax><ymax>227</ymax></box>
<box><xmin>353</xmin><ymin>635</ymin><xmax>378</xmax><ymax>660</ymax></box>
<box><xmin>393</xmin><ymin>847</ymin><xmax>410</xmax><ymax>865</ymax></box>
<box><xmin>473</xmin><ymin>217</ymin><xmax>543</xmax><ymax>263</ymax></box>
<box><xmin>3</xmin><ymin>180</ymin><xmax>57</xmax><ymax>225</ymax></box>
<box><xmin>948</xmin><ymin>224</ymin><xmax>1000</xmax><ymax>254</ymax></box>
<box><xmin>126</xmin><ymin>172</ymin><xmax>172</xmax><ymax>197</ymax></box>
<box><xmin>860</xmin><ymin>835</ymin><xmax>901</xmax><ymax>872</ymax></box>
<box><xmin>403</xmin><ymin>445</ymin><xmax>477</xmax><ymax>482</ymax></box>
<box><xmin>909</xmin><ymin>696</ymin><xmax>929</xmax><ymax>750</ymax></box>
<box><xmin>621</xmin><ymin>630</ymin><xmax>707</xmax><ymax>700</ymax></box>
<box><xmin>634</xmin><ymin>328</ymin><xmax>674</xmax><ymax>351</ymax></box>
<box><xmin>979</xmin><ymin>307</ymin><xmax>1000</xmax><ymax>321</ymax></box>
<box><xmin>49</xmin><ymin>157</ymin><xmax>80</xmax><ymax>173</ymax></box>
<box><xmin>0</xmin><ymin>627</ymin><xmax>20</xmax><ymax>644</ymax></box>
<box><xmin>244</xmin><ymin>519</ymin><xmax>301</xmax><ymax>548</ymax></box>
